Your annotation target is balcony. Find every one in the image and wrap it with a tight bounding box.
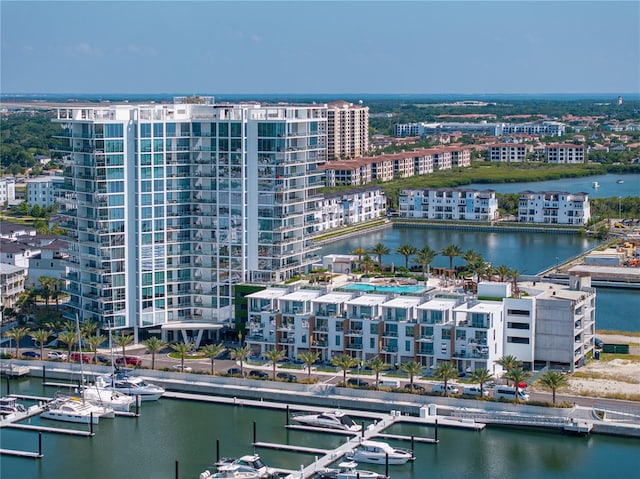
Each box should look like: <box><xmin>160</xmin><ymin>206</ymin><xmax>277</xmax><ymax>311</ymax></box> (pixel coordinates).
<box><xmin>345</xmin><ymin>329</ymin><xmax>363</xmax><ymax>336</ymax></box>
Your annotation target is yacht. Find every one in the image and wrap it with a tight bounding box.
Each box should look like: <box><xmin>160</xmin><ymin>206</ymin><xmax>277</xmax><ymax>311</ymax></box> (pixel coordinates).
<box><xmin>318</xmin><ymin>461</ymin><xmax>389</xmax><ymax>479</ymax></box>
<box><xmin>0</xmin><ymin>397</ymin><xmax>27</xmax><ymax>417</ymax></box>
<box><xmin>617</xmin><ymin>179</ymin><xmax>624</xmax><ymax>184</ymax></box>
<box><xmin>214</xmin><ymin>454</ymin><xmax>275</xmax><ymax>478</ymax></box>
<box><xmin>292</xmin><ymin>410</ymin><xmax>362</xmax><ymax>432</ymax></box>
<box><xmin>592</xmin><ymin>181</ymin><xmax>600</xmax><ymax>188</ymax></box>
<box><xmin>347</xmin><ymin>440</ymin><xmax>414</xmax><ymax>465</ymax></box>
<box><xmin>199</xmin><ymin>465</ymin><xmax>259</xmax><ymax>479</ymax></box>
<box><xmin>78</xmin><ymin>384</ymin><xmax>137</xmax><ymax>412</ymax></box>
<box><xmin>96</xmin><ymin>369</ymin><xmax>165</xmax><ymax>401</ymax></box>
<box><xmin>41</xmin><ymin>395</ymin><xmax>114</xmax><ymax>424</ymax></box>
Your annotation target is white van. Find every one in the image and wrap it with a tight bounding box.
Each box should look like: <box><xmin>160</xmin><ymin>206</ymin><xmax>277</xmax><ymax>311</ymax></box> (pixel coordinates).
<box><xmin>431</xmin><ymin>383</ymin><xmax>459</xmax><ymax>394</ymax></box>
<box><xmin>377</xmin><ymin>379</ymin><xmax>401</xmax><ymax>389</ymax></box>
<box><xmin>494</xmin><ymin>386</ymin><xmax>530</xmax><ymax>401</ymax></box>
<box><xmin>462</xmin><ymin>385</ymin><xmax>489</xmax><ymax>397</ymax></box>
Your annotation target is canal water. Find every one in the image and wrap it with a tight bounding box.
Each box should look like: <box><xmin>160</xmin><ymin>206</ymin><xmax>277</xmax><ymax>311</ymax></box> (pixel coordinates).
<box><xmin>1</xmin><ymin>379</ymin><xmax>639</xmax><ymax>479</ymax></box>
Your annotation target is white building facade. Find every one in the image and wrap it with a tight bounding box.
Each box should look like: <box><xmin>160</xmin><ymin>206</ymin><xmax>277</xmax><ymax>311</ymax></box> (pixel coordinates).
<box><xmin>26</xmin><ymin>175</ymin><xmax>64</xmax><ymax>208</ymax></box>
<box><xmin>398</xmin><ymin>188</ymin><xmax>499</xmax><ymax>221</ymax></box>
<box><xmin>487</xmin><ymin>144</ymin><xmax>533</xmax><ymax>162</ymax></box>
<box><xmin>545</xmin><ymin>144</ymin><xmax>586</xmax><ymax>164</ymax></box>
<box><xmin>0</xmin><ymin>177</ymin><xmax>16</xmax><ymax>204</ymax></box>
<box><xmin>518</xmin><ymin>191</ymin><xmax>591</xmax><ymax>225</ymax></box>
<box><xmin>315</xmin><ymin>187</ymin><xmax>386</xmax><ymax>232</ymax></box>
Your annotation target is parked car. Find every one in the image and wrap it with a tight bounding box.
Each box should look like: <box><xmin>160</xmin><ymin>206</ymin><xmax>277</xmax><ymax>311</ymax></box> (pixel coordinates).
<box><xmin>47</xmin><ymin>351</ymin><xmax>68</xmax><ymax>361</ymax></box>
<box><xmin>215</xmin><ymin>348</ymin><xmax>231</xmax><ymax>360</ymax></box>
<box><xmin>172</xmin><ymin>364</ymin><xmax>193</xmax><ymax>372</ymax></box>
<box><xmin>95</xmin><ymin>354</ymin><xmax>110</xmax><ymax>364</ymax></box>
<box><xmin>431</xmin><ymin>383</ymin><xmax>459</xmax><ymax>395</ymax></box>
<box><xmin>248</xmin><ymin>370</ymin><xmax>269</xmax><ymax>380</ymax></box>
<box><xmin>404</xmin><ymin>383</ymin><xmax>425</xmax><ymax>392</ymax></box>
<box><xmin>276</xmin><ymin>372</ymin><xmax>297</xmax><ymax>382</ymax></box>
<box><xmin>227</xmin><ymin>367</ymin><xmax>244</xmax><ymax>377</ymax></box>
<box><xmin>346</xmin><ymin>378</ymin><xmax>369</xmax><ymax>388</ymax></box>
<box><xmin>70</xmin><ymin>352</ymin><xmax>91</xmax><ymax>363</ymax></box>
<box><xmin>594</xmin><ymin>337</ymin><xmax>604</xmax><ymax>349</ymax></box>
<box><xmin>22</xmin><ymin>351</ymin><xmax>40</xmax><ymax>359</ymax></box>
<box><xmin>115</xmin><ymin>356</ymin><xmax>142</xmax><ymax>367</ymax></box>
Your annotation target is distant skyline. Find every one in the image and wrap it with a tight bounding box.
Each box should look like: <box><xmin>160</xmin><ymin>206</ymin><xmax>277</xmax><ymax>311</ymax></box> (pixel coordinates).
<box><xmin>2</xmin><ymin>1</ymin><xmax>639</xmax><ymax>95</ymax></box>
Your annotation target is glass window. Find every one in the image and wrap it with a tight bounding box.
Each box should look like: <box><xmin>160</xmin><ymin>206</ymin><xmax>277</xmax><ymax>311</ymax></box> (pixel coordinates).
<box><xmin>153</xmin><ymin>123</ymin><xmax>163</xmax><ymax>137</ymax></box>
<box><xmin>140</xmin><ymin>154</ymin><xmax>152</xmax><ymax>166</ymax></box>
<box><xmin>141</xmin><ymin>123</ymin><xmax>151</xmax><ymax>138</ymax></box>
<box><xmin>230</xmin><ymin>122</ymin><xmax>241</xmax><ymax>137</ymax></box>
<box><xmin>105</xmin><ymin>124</ymin><xmax>123</xmax><ymax>138</ymax></box>
<box><xmin>166</xmin><ymin>123</ymin><xmax>176</xmax><ymax>136</ymax></box>
<box><xmin>218</xmin><ymin>123</ymin><xmax>228</xmax><ymax>137</ymax></box>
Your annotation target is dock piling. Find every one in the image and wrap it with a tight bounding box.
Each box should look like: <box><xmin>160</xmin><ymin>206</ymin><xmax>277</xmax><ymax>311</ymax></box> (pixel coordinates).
<box><xmin>253</xmin><ymin>421</ymin><xmax>257</xmax><ymax>454</ymax></box>
<box><xmin>216</xmin><ymin>439</ymin><xmax>219</xmax><ymax>462</ymax></box>
<box><xmin>42</xmin><ymin>365</ymin><xmax>46</xmax><ymax>384</ymax></box>
<box><xmin>90</xmin><ymin>413</ymin><xmax>94</xmax><ymax>436</ymax></box>
<box><xmin>385</xmin><ymin>453</ymin><xmax>389</xmax><ymax>477</ymax></box>
<box><xmin>286</xmin><ymin>405</ymin><xmax>289</xmax><ymax>426</ymax></box>
<box><xmin>435</xmin><ymin>418</ymin><xmax>438</xmax><ymax>443</ymax></box>
<box><xmin>38</xmin><ymin>433</ymin><xmax>42</xmax><ymax>458</ymax></box>
<box><xmin>411</xmin><ymin>434</ymin><xmax>414</xmax><ymax>451</ymax></box>
<box><xmin>175</xmin><ymin>459</ymin><xmax>179</xmax><ymax>479</ymax></box>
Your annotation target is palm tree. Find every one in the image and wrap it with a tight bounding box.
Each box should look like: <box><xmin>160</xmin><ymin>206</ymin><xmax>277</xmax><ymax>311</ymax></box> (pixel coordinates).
<box><xmin>509</xmin><ymin>268</ymin><xmax>520</xmax><ymax>297</ymax></box>
<box><xmin>331</xmin><ymin>354</ymin><xmax>357</xmax><ymax>386</ymax></box>
<box><xmin>469</xmin><ymin>368</ymin><xmax>494</xmax><ymax>397</ymax></box>
<box><xmin>367</xmin><ymin>356</ymin><xmax>391</xmax><ymax>390</ymax></box>
<box><xmin>415</xmin><ymin>245</ymin><xmax>436</xmax><ymax>280</ymax></box>
<box><xmin>350</xmin><ymin>247</ymin><xmax>367</xmax><ymax>264</ymax></box>
<box><xmin>462</xmin><ymin>249</ymin><xmax>483</xmax><ymax>269</ymax></box>
<box><xmin>496</xmin><ymin>355</ymin><xmax>522</xmax><ymax>384</ymax></box>
<box><xmin>434</xmin><ymin>361</ymin><xmax>458</xmax><ymax>396</ymax></box>
<box><xmin>30</xmin><ymin>328</ymin><xmax>52</xmax><ymax>359</ymax></box>
<box><xmin>493</xmin><ymin>264</ymin><xmax>512</xmax><ymax>282</ymax></box>
<box><xmin>4</xmin><ymin>326</ymin><xmax>30</xmax><ymax>358</ymax></box>
<box><xmin>440</xmin><ymin>244</ymin><xmax>463</xmax><ymax>271</ymax></box>
<box><xmin>171</xmin><ymin>341</ymin><xmax>193</xmax><ymax>371</ymax></box>
<box><xmin>113</xmin><ymin>333</ymin><xmax>134</xmax><ymax>363</ymax></box>
<box><xmin>58</xmin><ymin>330</ymin><xmax>77</xmax><ymax>362</ymax></box>
<box><xmin>199</xmin><ymin>343</ymin><xmax>224</xmax><ymax>375</ymax></box>
<box><xmin>80</xmin><ymin>320</ymin><xmax>98</xmax><ymax>339</ymax></box>
<box><xmin>359</xmin><ymin>254</ymin><xmax>377</xmax><ymax>275</ymax></box>
<box><xmin>38</xmin><ymin>276</ymin><xmax>57</xmax><ymax>308</ymax></box>
<box><xmin>231</xmin><ymin>345</ymin><xmax>251</xmax><ymax>376</ymax></box>
<box><xmin>401</xmin><ymin>360</ymin><xmax>423</xmax><ymax>389</ymax></box>
<box><xmin>537</xmin><ymin>371</ymin><xmax>569</xmax><ymax>405</ymax></box>
<box><xmin>396</xmin><ymin>244</ymin><xmax>417</xmax><ymax>270</ymax></box>
<box><xmin>264</xmin><ymin>348</ymin><xmax>286</xmax><ymax>380</ymax></box>
<box><xmin>370</xmin><ymin>242</ymin><xmax>390</xmax><ymax>267</ymax></box>
<box><xmin>85</xmin><ymin>334</ymin><xmax>105</xmax><ymax>364</ymax></box>
<box><xmin>143</xmin><ymin>336</ymin><xmax>167</xmax><ymax>370</ymax></box>
<box><xmin>504</xmin><ymin>367</ymin><xmax>530</xmax><ymax>404</ymax></box>
<box><xmin>299</xmin><ymin>350</ymin><xmax>320</xmax><ymax>381</ymax></box>
<box><xmin>467</xmin><ymin>257</ymin><xmax>491</xmax><ymax>283</ymax></box>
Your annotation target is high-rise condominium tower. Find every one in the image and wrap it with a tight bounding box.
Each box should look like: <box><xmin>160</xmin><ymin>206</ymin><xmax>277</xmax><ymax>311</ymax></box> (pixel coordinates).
<box><xmin>326</xmin><ymin>100</ymin><xmax>369</xmax><ymax>160</ymax></box>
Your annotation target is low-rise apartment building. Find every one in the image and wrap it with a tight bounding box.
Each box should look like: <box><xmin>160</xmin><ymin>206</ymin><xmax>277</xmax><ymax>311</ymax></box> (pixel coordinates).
<box><xmin>398</xmin><ymin>188</ymin><xmax>499</xmax><ymax>221</ymax></box>
<box><xmin>315</xmin><ymin>187</ymin><xmax>386</xmax><ymax>232</ymax></box>
<box><xmin>0</xmin><ymin>263</ymin><xmax>27</xmax><ymax>309</ymax></box>
<box><xmin>545</xmin><ymin>144</ymin><xmax>586</xmax><ymax>164</ymax></box>
<box><xmin>518</xmin><ymin>191</ymin><xmax>590</xmax><ymax>225</ymax></box>
<box><xmin>487</xmin><ymin>143</ymin><xmax>533</xmax><ymax>162</ymax></box>
<box><xmin>26</xmin><ymin>175</ymin><xmax>64</xmax><ymax>208</ymax></box>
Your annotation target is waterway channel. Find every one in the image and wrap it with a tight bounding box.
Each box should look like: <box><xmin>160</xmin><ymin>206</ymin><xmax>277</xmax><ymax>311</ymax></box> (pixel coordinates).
<box><xmin>1</xmin><ymin>378</ymin><xmax>639</xmax><ymax>479</ymax></box>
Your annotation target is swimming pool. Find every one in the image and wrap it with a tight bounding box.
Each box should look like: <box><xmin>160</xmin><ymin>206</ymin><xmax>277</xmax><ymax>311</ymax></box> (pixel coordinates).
<box><xmin>340</xmin><ymin>283</ymin><xmax>427</xmax><ymax>295</ymax></box>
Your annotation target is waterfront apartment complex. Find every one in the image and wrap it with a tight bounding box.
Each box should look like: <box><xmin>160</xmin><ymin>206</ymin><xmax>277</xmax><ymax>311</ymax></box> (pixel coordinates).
<box><xmin>315</xmin><ymin>187</ymin><xmax>386</xmax><ymax>232</ymax></box>
<box><xmin>398</xmin><ymin>188</ymin><xmax>499</xmax><ymax>221</ymax></box>
<box><xmin>245</xmin><ymin>274</ymin><xmax>595</xmax><ymax>374</ymax></box>
<box><xmin>395</xmin><ymin>121</ymin><xmax>566</xmax><ymax>137</ymax></box>
<box><xmin>518</xmin><ymin>191</ymin><xmax>591</xmax><ymax>225</ymax></box>
<box><xmin>327</xmin><ymin>101</ymin><xmax>369</xmax><ymax>160</ymax></box>
<box><xmin>54</xmin><ymin>98</ymin><xmax>326</xmax><ymax>333</ymax></box>
<box><xmin>487</xmin><ymin>143</ymin><xmax>533</xmax><ymax>162</ymax></box>
<box><xmin>26</xmin><ymin>175</ymin><xmax>64</xmax><ymax>208</ymax></box>
<box><xmin>0</xmin><ymin>177</ymin><xmax>16</xmax><ymax>204</ymax></box>
<box><xmin>544</xmin><ymin>144</ymin><xmax>586</xmax><ymax>164</ymax></box>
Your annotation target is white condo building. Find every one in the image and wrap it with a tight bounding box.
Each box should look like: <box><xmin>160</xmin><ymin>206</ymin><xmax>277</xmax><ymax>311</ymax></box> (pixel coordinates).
<box><xmin>54</xmin><ymin>98</ymin><xmax>326</xmax><ymax>337</ymax></box>
<box><xmin>545</xmin><ymin>144</ymin><xmax>586</xmax><ymax>164</ymax></box>
<box><xmin>398</xmin><ymin>188</ymin><xmax>499</xmax><ymax>221</ymax></box>
<box><xmin>315</xmin><ymin>187</ymin><xmax>386</xmax><ymax>232</ymax></box>
<box><xmin>518</xmin><ymin>191</ymin><xmax>591</xmax><ymax>225</ymax></box>
<box><xmin>487</xmin><ymin>144</ymin><xmax>533</xmax><ymax>162</ymax></box>
<box><xmin>26</xmin><ymin>175</ymin><xmax>64</xmax><ymax>208</ymax></box>
<box><xmin>327</xmin><ymin>101</ymin><xmax>369</xmax><ymax>160</ymax></box>
<box><xmin>0</xmin><ymin>177</ymin><xmax>16</xmax><ymax>204</ymax></box>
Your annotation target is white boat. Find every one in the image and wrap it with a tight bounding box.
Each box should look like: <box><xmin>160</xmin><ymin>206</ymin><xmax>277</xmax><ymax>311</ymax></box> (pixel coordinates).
<box><xmin>292</xmin><ymin>410</ymin><xmax>362</xmax><ymax>432</ymax></box>
<box><xmin>318</xmin><ymin>461</ymin><xmax>388</xmax><ymax>479</ymax></box>
<box><xmin>214</xmin><ymin>454</ymin><xmax>275</xmax><ymax>478</ymax></box>
<box><xmin>347</xmin><ymin>440</ymin><xmax>414</xmax><ymax>465</ymax></box>
<box><xmin>199</xmin><ymin>464</ymin><xmax>259</xmax><ymax>479</ymax></box>
<box><xmin>617</xmin><ymin>179</ymin><xmax>624</xmax><ymax>184</ymax></box>
<box><xmin>41</xmin><ymin>395</ymin><xmax>114</xmax><ymax>424</ymax></box>
<box><xmin>592</xmin><ymin>181</ymin><xmax>600</xmax><ymax>188</ymax></box>
<box><xmin>79</xmin><ymin>384</ymin><xmax>137</xmax><ymax>412</ymax></box>
<box><xmin>95</xmin><ymin>370</ymin><xmax>165</xmax><ymax>401</ymax></box>
<box><xmin>0</xmin><ymin>397</ymin><xmax>27</xmax><ymax>417</ymax></box>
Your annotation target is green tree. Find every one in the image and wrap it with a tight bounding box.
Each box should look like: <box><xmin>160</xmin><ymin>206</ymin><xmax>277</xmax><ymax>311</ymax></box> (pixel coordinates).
<box><xmin>358</xmin><ymin>254</ymin><xmax>377</xmax><ymax>274</ymax></box>
<box><xmin>397</xmin><ymin>244</ymin><xmax>417</xmax><ymax>270</ymax></box>
<box><xmin>113</xmin><ymin>333</ymin><xmax>134</xmax><ymax>363</ymax></box>
<box><xmin>199</xmin><ymin>343</ymin><xmax>224</xmax><ymax>375</ymax></box>
<box><xmin>332</xmin><ymin>354</ymin><xmax>357</xmax><ymax>386</ymax></box>
<box><xmin>350</xmin><ymin>247</ymin><xmax>367</xmax><ymax>263</ymax></box>
<box><xmin>4</xmin><ymin>326</ymin><xmax>31</xmax><ymax>358</ymax></box>
<box><xmin>497</xmin><ymin>355</ymin><xmax>522</xmax><ymax>384</ymax></box>
<box><xmin>171</xmin><ymin>341</ymin><xmax>193</xmax><ymax>371</ymax></box>
<box><xmin>493</xmin><ymin>264</ymin><xmax>512</xmax><ymax>282</ymax></box>
<box><xmin>85</xmin><ymin>334</ymin><xmax>105</xmax><ymax>364</ymax></box>
<box><xmin>537</xmin><ymin>371</ymin><xmax>569</xmax><ymax>405</ymax></box>
<box><xmin>415</xmin><ymin>245</ymin><xmax>437</xmax><ymax>279</ymax></box>
<box><xmin>264</xmin><ymin>348</ymin><xmax>286</xmax><ymax>380</ymax></box>
<box><xmin>58</xmin><ymin>330</ymin><xmax>78</xmax><ymax>362</ymax></box>
<box><xmin>469</xmin><ymin>368</ymin><xmax>494</xmax><ymax>398</ymax></box>
<box><xmin>367</xmin><ymin>356</ymin><xmax>391</xmax><ymax>390</ymax></box>
<box><xmin>504</xmin><ymin>367</ymin><xmax>530</xmax><ymax>404</ymax></box>
<box><xmin>231</xmin><ymin>345</ymin><xmax>252</xmax><ymax>376</ymax></box>
<box><xmin>29</xmin><ymin>328</ymin><xmax>52</xmax><ymax>359</ymax></box>
<box><xmin>38</xmin><ymin>276</ymin><xmax>58</xmax><ymax>308</ymax></box>
<box><xmin>440</xmin><ymin>244</ymin><xmax>463</xmax><ymax>271</ymax></box>
<box><xmin>370</xmin><ymin>243</ymin><xmax>390</xmax><ymax>267</ymax></box>
<box><xmin>80</xmin><ymin>320</ymin><xmax>98</xmax><ymax>340</ymax></box>
<box><xmin>434</xmin><ymin>361</ymin><xmax>458</xmax><ymax>396</ymax></box>
<box><xmin>401</xmin><ymin>360</ymin><xmax>423</xmax><ymax>389</ymax></box>
<box><xmin>299</xmin><ymin>350</ymin><xmax>320</xmax><ymax>381</ymax></box>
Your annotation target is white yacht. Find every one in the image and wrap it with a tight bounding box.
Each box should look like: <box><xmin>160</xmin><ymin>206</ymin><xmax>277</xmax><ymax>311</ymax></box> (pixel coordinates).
<box><xmin>318</xmin><ymin>461</ymin><xmax>388</xmax><ymax>479</ymax></box>
<box><xmin>199</xmin><ymin>465</ymin><xmax>259</xmax><ymax>479</ymax></box>
<box><xmin>79</xmin><ymin>384</ymin><xmax>137</xmax><ymax>412</ymax></box>
<box><xmin>347</xmin><ymin>440</ymin><xmax>414</xmax><ymax>465</ymax></box>
<box><xmin>292</xmin><ymin>410</ymin><xmax>362</xmax><ymax>432</ymax></box>
<box><xmin>96</xmin><ymin>370</ymin><xmax>165</xmax><ymax>401</ymax></box>
<box><xmin>41</xmin><ymin>395</ymin><xmax>114</xmax><ymax>424</ymax></box>
<box><xmin>0</xmin><ymin>397</ymin><xmax>27</xmax><ymax>417</ymax></box>
<box><xmin>214</xmin><ymin>454</ymin><xmax>275</xmax><ymax>478</ymax></box>
<box><xmin>592</xmin><ymin>181</ymin><xmax>600</xmax><ymax>188</ymax></box>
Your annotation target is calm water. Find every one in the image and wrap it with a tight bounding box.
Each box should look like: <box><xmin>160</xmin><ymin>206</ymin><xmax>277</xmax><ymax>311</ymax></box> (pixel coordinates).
<box><xmin>1</xmin><ymin>379</ymin><xmax>639</xmax><ymax>479</ymax></box>
<box><xmin>466</xmin><ymin>173</ymin><xmax>640</xmax><ymax>199</ymax></box>
<box><xmin>320</xmin><ymin>227</ymin><xmax>639</xmax><ymax>332</ymax></box>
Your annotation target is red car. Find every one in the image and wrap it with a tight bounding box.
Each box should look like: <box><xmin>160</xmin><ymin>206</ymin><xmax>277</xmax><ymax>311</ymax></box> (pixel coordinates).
<box><xmin>70</xmin><ymin>352</ymin><xmax>91</xmax><ymax>363</ymax></box>
<box><xmin>115</xmin><ymin>356</ymin><xmax>142</xmax><ymax>367</ymax></box>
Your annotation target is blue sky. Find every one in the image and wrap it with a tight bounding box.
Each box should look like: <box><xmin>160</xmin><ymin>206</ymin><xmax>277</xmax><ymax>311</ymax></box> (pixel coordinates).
<box><xmin>1</xmin><ymin>1</ymin><xmax>638</xmax><ymax>95</ymax></box>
